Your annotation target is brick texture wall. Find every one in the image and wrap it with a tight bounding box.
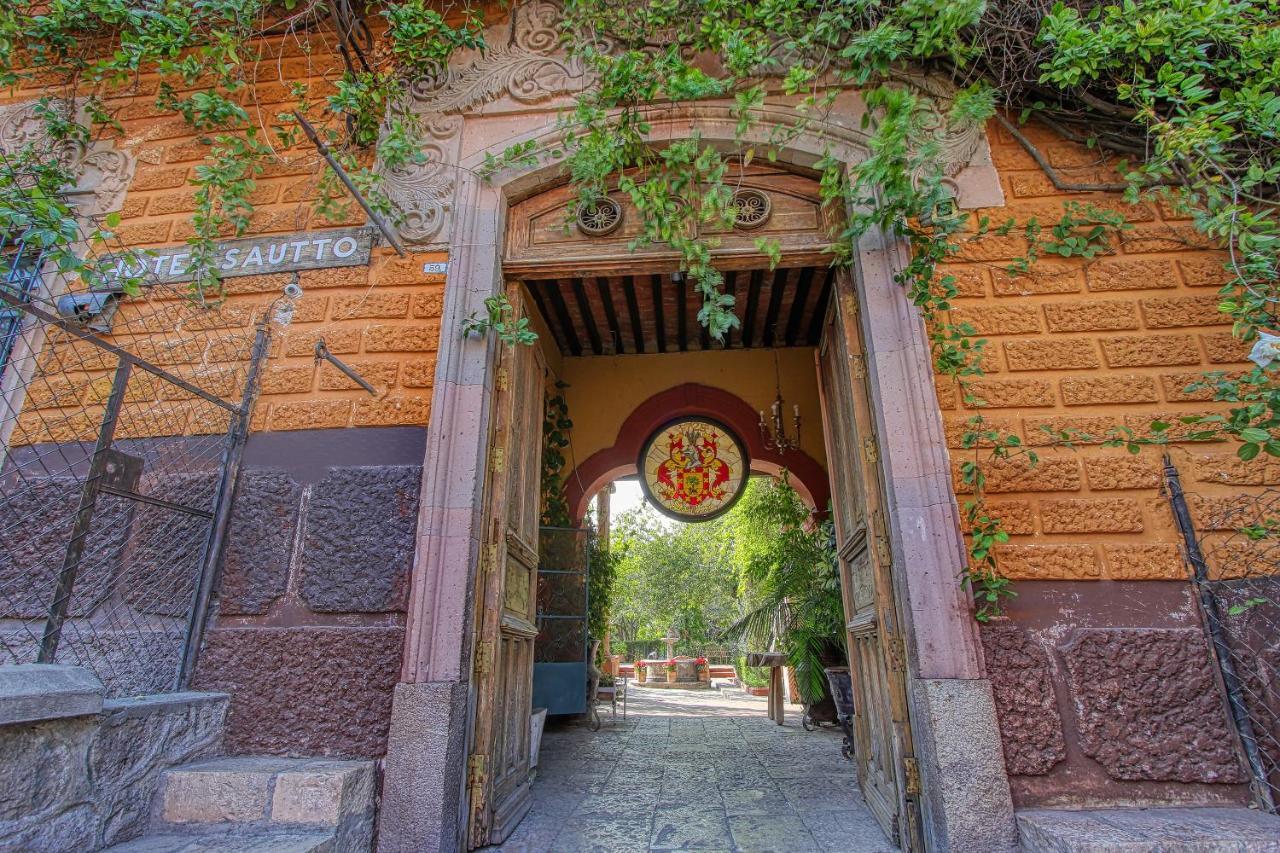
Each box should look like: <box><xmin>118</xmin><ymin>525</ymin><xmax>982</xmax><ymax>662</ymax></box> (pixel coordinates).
<box><xmin>5</xmin><ymin>34</ymin><xmax>443</xmax><ymax>446</ymax></box>
<box><xmin>939</xmin><ymin>118</ymin><xmax>1260</xmax><ymax>584</ymax></box>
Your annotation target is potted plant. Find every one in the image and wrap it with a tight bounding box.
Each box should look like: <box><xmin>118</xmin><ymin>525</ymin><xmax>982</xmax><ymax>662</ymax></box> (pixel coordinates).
<box><xmin>695</xmin><ymin>656</ymin><xmax>709</xmax><ymax>682</ymax></box>
<box><xmin>635</xmin><ymin>660</ymin><xmax>647</xmax><ymax>683</ymax></box>
<box><xmin>664</xmin><ymin>659</ymin><xmax>677</xmax><ymax>683</ymax></box>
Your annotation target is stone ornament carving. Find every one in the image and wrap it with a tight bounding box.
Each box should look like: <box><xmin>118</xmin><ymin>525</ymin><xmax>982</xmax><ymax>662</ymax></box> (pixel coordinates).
<box><xmin>731</xmin><ymin>188</ymin><xmax>771</xmax><ymax>230</ymax></box>
<box><xmin>405</xmin><ymin>0</ymin><xmax>591</xmax><ymax>115</ymax></box>
<box><xmin>0</xmin><ymin>100</ymin><xmax>135</xmax><ymax>216</ymax></box>
<box><xmin>887</xmin><ymin>71</ymin><xmax>987</xmax><ymax>179</ymax></box>
<box><xmin>378</xmin><ymin>115</ymin><xmax>462</xmax><ymax>247</ymax></box>
<box><xmin>576</xmin><ymin>197</ymin><xmax>622</xmax><ymax>236</ymax></box>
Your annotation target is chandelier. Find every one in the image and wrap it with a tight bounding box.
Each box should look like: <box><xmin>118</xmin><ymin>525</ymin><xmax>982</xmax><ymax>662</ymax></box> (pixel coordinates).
<box><xmin>758</xmin><ymin>351</ymin><xmax>801</xmax><ymax>455</ymax></box>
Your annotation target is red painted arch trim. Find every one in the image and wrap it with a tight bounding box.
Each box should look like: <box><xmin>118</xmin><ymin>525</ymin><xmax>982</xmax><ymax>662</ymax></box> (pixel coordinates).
<box><xmin>564</xmin><ymin>382</ymin><xmax>830</xmax><ymax>522</ymax></box>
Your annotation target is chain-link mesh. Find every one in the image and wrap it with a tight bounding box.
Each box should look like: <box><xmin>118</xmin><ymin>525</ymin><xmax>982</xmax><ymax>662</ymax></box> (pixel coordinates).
<box><xmin>1165</xmin><ymin>457</ymin><xmax>1280</xmax><ymax>813</ymax></box>
<box><xmin>1</xmin><ymin>162</ymin><xmax>267</xmax><ymax>698</ymax></box>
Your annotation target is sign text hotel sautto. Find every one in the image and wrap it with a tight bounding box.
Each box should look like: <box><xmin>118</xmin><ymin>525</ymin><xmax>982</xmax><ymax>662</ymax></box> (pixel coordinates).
<box><xmin>108</xmin><ymin>227</ymin><xmax>375</xmax><ymax>284</ymax></box>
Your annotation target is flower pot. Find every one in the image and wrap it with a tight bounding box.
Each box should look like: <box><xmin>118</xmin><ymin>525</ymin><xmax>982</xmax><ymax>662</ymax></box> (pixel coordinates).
<box><xmin>637</xmin><ymin>669</ymin><xmax>647</xmax><ymax>683</ymax></box>
<box><xmin>698</xmin><ymin>669</ymin><xmax>710</xmax><ymax>682</ymax></box>
<box><xmin>666</xmin><ymin>670</ymin><xmax>677</xmax><ymax>683</ymax></box>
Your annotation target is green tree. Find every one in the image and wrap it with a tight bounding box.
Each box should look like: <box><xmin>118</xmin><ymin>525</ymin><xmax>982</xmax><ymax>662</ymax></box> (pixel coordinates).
<box><xmin>720</xmin><ymin>477</ymin><xmax>844</xmax><ymax>704</ymax></box>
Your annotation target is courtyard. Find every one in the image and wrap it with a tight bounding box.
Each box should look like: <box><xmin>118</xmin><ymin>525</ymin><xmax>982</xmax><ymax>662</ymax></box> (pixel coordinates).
<box><xmin>492</xmin><ymin>683</ymin><xmax>895</xmax><ymax>853</ymax></box>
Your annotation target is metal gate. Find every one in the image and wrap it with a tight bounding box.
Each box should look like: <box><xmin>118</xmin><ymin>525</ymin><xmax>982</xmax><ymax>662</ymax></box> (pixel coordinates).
<box><xmin>1165</xmin><ymin>455</ymin><xmax>1280</xmax><ymax>813</ymax></box>
<box><xmin>1</xmin><ymin>176</ymin><xmax>268</xmax><ymax>697</ymax></box>
<box><xmin>532</xmin><ymin>526</ymin><xmax>590</xmax><ymax>715</ymax></box>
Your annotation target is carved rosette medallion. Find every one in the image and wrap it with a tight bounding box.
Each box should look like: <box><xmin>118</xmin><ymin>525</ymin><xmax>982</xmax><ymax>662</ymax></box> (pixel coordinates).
<box><xmin>731</xmin><ymin>188</ymin><xmax>771</xmax><ymax>230</ymax></box>
<box><xmin>576</xmin><ymin>197</ymin><xmax>622</xmax><ymax>236</ymax></box>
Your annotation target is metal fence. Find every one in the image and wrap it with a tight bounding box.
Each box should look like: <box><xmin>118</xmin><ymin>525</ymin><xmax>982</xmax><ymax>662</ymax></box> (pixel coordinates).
<box><xmin>0</xmin><ymin>170</ymin><xmax>268</xmax><ymax>697</ymax></box>
<box><xmin>1165</xmin><ymin>455</ymin><xmax>1280</xmax><ymax>813</ymax></box>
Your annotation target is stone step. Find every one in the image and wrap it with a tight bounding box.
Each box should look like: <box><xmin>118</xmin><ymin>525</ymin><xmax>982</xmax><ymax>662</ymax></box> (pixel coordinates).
<box><xmin>103</xmin><ymin>827</ymin><xmax>336</xmax><ymax>852</ymax></box>
<box><xmin>160</xmin><ymin>756</ymin><xmax>373</xmax><ymax>828</ymax></box>
<box><xmin>1017</xmin><ymin>807</ymin><xmax>1280</xmax><ymax>852</ymax></box>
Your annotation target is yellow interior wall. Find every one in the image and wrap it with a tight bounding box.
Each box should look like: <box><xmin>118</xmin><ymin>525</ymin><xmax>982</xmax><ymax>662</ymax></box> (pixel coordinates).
<box><xmin>554</xmin><ymin>347</ymin><xmax>827</xmax><ymax>476</ymax></box>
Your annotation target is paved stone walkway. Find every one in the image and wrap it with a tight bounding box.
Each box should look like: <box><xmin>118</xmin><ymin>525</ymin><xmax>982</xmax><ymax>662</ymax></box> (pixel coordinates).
<box><xmin>492</xmin><ymin>681</ymin><xmax>897</xmax><ymax>852</ymax></box>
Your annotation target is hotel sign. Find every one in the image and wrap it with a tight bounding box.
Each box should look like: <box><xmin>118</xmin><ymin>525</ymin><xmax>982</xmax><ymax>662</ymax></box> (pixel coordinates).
<box><xmin>106</xmin><ymin>227</ymin><xmax>376</xmax><ymax>285</ymax></box>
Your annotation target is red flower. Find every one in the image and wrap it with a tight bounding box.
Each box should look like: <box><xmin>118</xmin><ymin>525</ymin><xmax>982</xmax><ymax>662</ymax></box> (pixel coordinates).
<box><xmin>695</xmin><ymin>657</ymin><xmax>708</xmax><ymax>665</ymax></box>
<box><xmin>635</xmin><ymin>661</ymin><xmax>646</xmax><ymax>669</ymax></box>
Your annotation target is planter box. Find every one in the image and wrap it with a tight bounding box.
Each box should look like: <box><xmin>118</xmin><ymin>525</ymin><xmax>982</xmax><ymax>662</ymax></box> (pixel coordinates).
<box><xmin>530</xmin><ymin>707</ymin><xmax>549</xmax><ymax>768</ymax></box>
<box><xmin>744</xmin><ymin>685</ymin><xmax>769</xmax><ymax>697</ymax></box>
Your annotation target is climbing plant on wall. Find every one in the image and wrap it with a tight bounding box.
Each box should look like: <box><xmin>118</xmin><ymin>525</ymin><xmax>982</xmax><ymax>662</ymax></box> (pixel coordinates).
<box><xmin>4</xmin><ymin>0</ymin><xmax>1278</xmax><ymax>618</ymax></box>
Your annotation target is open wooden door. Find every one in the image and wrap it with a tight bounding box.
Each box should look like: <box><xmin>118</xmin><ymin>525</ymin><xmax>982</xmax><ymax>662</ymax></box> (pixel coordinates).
<box><xmin>816</xmin><ymin>273</ymin><xmax>923</xmax><ymax>851</ymax></box>
<box><xmin>466</xmin><ymin>283</ymin><xmax>547</xmax><ymax>848</ymax></box>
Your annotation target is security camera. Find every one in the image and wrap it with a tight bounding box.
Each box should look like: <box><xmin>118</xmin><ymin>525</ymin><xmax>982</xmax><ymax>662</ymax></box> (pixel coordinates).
<box><xmin>282</xmin><ymin>281</ymin><xmax>304</xmax><ymax>299</ymax></box>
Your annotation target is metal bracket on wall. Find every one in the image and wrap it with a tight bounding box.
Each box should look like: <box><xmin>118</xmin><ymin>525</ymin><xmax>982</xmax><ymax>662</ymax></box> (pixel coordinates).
<box><xmin>314</xmin><ymin>339</ymin><xmax>379</xmax><ymax>396</ymax></box>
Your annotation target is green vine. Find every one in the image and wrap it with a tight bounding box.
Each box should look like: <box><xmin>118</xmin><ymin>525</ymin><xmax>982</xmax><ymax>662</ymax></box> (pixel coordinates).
<box><xmin>541</xmin><ymin>385</ymin><xmax>573</xmax><ymax>527</ymax></box>
<box><xmin>461</xmin><ymin>293</ymin><xmax>539</xmax><ymax>347</ymax></box>
<box><xmin>4</xmin><ymin>0</ymin><xmax>1279</xmax><ymax>621</ymax></box>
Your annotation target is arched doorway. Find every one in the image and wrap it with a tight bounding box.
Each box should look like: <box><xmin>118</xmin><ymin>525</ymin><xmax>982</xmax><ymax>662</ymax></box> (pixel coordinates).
<box><xmin>379</xmin><ymin>89</ymin><xmax>1015</xmax><ymax>853</ymax></box>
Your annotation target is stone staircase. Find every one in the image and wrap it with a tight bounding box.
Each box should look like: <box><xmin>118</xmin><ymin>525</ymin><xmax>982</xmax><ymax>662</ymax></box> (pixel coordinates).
<box><xmin>103</xmin><ymin>756</ymin><xmax>376</xmax><ymax>853</ymax></box>
<box><xmin>1018</xmin><ymin>807</ymin><xmax>1280</xmax><ymax>852</ymax></box>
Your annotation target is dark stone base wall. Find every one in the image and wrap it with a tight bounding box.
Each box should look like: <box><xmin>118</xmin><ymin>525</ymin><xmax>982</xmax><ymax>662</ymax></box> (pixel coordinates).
<box><xmin>982</xmin><ymin>580</ymin><xmax>1252</xmax><ymax>809</ymax></box>
<box><xmin>189</xmin><ymin>426</ymin><xmax>426</xmax><ymax>759</ymax></box>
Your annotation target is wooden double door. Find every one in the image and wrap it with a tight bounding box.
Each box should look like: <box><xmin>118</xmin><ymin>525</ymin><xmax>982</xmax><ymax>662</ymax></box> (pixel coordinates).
<box><xmin>817</xmin><ymin>275</ymin><xmax>923</xmax><ymax>851</ymax></box>
<box><xmin>466</xmin><ymin>283</ymin><xmax>547</xmax><ymax>848</ymax></box>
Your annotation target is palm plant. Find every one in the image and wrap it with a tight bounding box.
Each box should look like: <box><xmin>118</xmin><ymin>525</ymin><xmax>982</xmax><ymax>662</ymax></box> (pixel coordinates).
<box><xmin>721</xmin><ymin>477</ymin><xmax>845</xmax><ymax>703</ymax></box>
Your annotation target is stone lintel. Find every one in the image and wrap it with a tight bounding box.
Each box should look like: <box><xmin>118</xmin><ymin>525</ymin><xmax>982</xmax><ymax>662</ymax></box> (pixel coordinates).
<box><xmin>0</xmin><ymin>664</ymin><xmax>104</xmax><ymax>725</ymax></box>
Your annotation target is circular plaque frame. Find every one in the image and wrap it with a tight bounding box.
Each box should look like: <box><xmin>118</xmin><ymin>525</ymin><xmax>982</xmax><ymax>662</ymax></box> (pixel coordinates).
<box><xmin>637</xmin><ymin>416</ymin><xmax>750</xmax><ymax>522</ymax></box>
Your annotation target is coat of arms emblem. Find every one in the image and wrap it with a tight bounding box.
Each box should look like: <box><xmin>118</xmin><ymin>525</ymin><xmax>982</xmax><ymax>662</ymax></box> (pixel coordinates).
<box><xmin>639</xmin><ymin>418</ymin><xmax>747</xmax><ymax>521</ymax></box>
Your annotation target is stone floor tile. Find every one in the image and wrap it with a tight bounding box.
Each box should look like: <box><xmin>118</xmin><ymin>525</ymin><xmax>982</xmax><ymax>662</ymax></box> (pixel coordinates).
<box><xmin>555</xmin><ymin>817</ymin><xmax>653</xmax><ymax>852</ymax></box>
<box><xmin>728</xmin><ymin>812</ymin><xmax>823</xmax><ymax>853</ymax></box>
<box><xmin>650</xmin><ymin>805</ymin><xmax>732</xmax><ymax>850</ymax></box>
<box><xmin>719</xmin><ymin>787</ymin><xmax>792</xmax><ymax>816</ymax></box>
<box><xmin>800</xmin><ymin>809</ymin><xmax>898</xmax><ymax>853</ymax></box>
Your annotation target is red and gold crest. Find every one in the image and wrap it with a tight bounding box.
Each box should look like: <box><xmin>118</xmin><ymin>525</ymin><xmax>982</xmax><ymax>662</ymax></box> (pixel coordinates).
<box><xmin>639</xmin><ymin>418</ymin><xmax>748</xmax><ymax>521</ymax></box>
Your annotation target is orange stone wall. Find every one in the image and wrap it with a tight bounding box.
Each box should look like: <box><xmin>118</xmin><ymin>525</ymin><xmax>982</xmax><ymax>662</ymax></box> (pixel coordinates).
<box><xmin>4</xmin><ymin>33</ymin><xmax>444</xmax><ymax>444</ymax></box>
<box><xmin>939</xmin><ymin>118</ymin><xmax>1257</xmax><ymax>584</ymax></box>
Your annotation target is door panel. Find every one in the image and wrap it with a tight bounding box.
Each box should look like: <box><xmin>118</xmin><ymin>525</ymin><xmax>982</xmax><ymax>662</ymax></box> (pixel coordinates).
<box><xmin>467</xmin><ymin>283</ymin><xmax>547</xmax><ymax>848</ymax></box>
<box><xmin>816</xmin><ymin>275</ymin><xmax>921</xmax><ymax>851</ymax></box>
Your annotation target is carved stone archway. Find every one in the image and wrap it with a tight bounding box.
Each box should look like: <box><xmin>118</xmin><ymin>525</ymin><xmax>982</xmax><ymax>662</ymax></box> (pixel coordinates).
<box><xmin>377</xmin><ymin>4</ymin><xmax>1016</xmax><ymax>852</ymax></box>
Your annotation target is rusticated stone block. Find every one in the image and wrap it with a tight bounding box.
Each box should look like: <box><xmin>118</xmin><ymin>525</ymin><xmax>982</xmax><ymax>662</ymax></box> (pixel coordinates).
<box><xmin>0</xmin><ymin>479</ymin><xmax>133</xmax><ymax>618</ymax></box>
<box><xmin>411</xmin><ymin>290</ymin><xmax>445</xmax><ymax>318</ymax></box>
<box><xmin>363</xmin><ymin>322</ymin><xmax>440</xmax><ymax>353</ymax></box>
<box><xmin>1040</xmin><ymin>498</ymin><xmax>1143</xmax><ymax>533</ymax></box>
<box><xmin>985</xmin><ymin>501</ymin><xmax>1035</xmax><ymax>535</ymax></box>
<box><xmin>1178</xmin><ymin>256</ymin><xmax>1232</xmax><ymax>288</ymax></box>
<box><xmin>284</xmin><ymin>326</ymin><xmax>360</xmax><ymax>358</ymax></box>
<box><xmin>992</xmin><ymin>263</ymin><xmax>1082</xmax><ymax>296</ymax></box>
<box><xmin>331</xmin><ymin>292</ymin><xmax>411</xmax><ymax>320</ymax></box>
<box><xmin>1122</xmin><ymin>223</ymin><xmax>1213</xmax><ymax>253</ymax></box>
<box><xmin>0</xmin><ymin>716</ymin><xmax>97</xmax><ymax>851</ymax></box>
<box><xmin>400</xmin><ymin>358</ymin><xmax>435</xmax><ymax>388</ymax></box>
<box><xmin>1100</xmin><ymin>334</ymin><xmax>1201</xmax><ymax>368</ymax></box>
<box><xmin>994</xmin><ymin>544</ymin><xmax>1100</xmax><ymax>580</ymax></box>
<box><xmin>1141</xmin><ymin>295</ymin><xmax>1228</xmax><ymax>329</ymax></box>
<box><xmin>1004</xmin><ymin>339</ymin><xmax>1100</xmax><ymax>371</ymax></box>
<box><xmin>1084</xmin><ymin>455</ymin><xmax>1161</xmax><ymax>491</ymax></box>
<box><xmin>301</xmin><ymin>466</ymin><xmax>421</xmax><ymax>613</ymax></box>
<box><xmin>351</xmin><ymin>395</ymin><xmax>430</xmax><ymax>427</ymax></box>
<box><xmin>966</xmin><ymin>378</ymin><xmax>1056</xmax><ymax>409</ymax></box>
<box><xmin>270</xmin><ymin>399</ymin><xmax>352</xmax><ymax>431</ymax></box>
<box><xmin>1103</xmin><ymin>544</ymin><xmax>1186</xmax><ymax>580</ymax></box>
<box><xmin>90</xmin><ymin>692</ymin><xmax>228</xmax><ymax>845</ymax></box>
<box><xmin>1086</xmin><ymin>259</ymin><xmax>1178</xmax><ymax>292</ymax></box>
<box><xmin>191</xmin><ymin>626</ymin><xmax>405</xmax><ymax>757</ymax></box>
<box><xmin>980</xmin><ymin>625</ymin><xmax>1066</xmax><ymax>775</ymax></box>
<box><xmin>965</xmin><ymin>455</ymin><xmax>1082</xmax><ymax>494</ymax></box>
<box><xmin>219</xmin><ymin>470</ymin><xmax>300</xmax><ymax>615</ymax></box>
<box><xmin>259</xmin><ymin>364</ymin><xmax>315</xmax><ymax>395</ymax></box>
<box><xmin>936</xmin><ymin>265</ymin><xmax>988</xmax><ymax>297</ymax></box>
<box><xmin>122</xmin><ymin>472</ymin><xmax>218</xmax><ymax>617</ymax></box>
<box><xmin>1043</xmin><ymin>300</ymin><xmax>1139</xmax><ymax>332</ymax></box>
<box><xmin>1061</xmin><ymin>375</ymin><xmax>1159</xmax><ymax>406</ymax></box>
<box><xmin>1059</xmin><ymin>629</ymin><xmax>1246</xmax><ymax>783</ymax></box>
<box><xmin>1160</xmin><ymin>370</ymin><xmax>1232</xmax><ymax>402</ymax></box>
<box><xmin>317</xmin><ymin>359</ymin><xmax>398</xmax><ymax>392</ymax></box>
<box><xmin>950</xmin><ymin>305</ymin><xmax>1041</xmax><ymax>335</ymax></box>
<box><xmin>1202</xmin><ymin>331</ymin><xmax>1250</xmax><ymax>364</ymax></box>
<box><xmin>1023</xmin><ymin>415</ymin><xmax>1115</xmax><ymax>445</ymax></box>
